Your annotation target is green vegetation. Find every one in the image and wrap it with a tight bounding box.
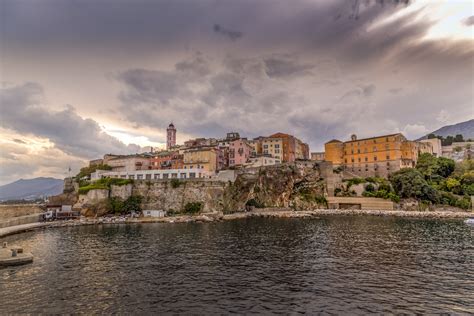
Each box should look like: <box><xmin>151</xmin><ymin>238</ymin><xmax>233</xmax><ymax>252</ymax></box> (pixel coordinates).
<box><xmin>75</xmin><ymin>164</ymin><xmax>112</xmax><ymax>179</ymax></box>
<box><xmin>170</xmin><ymin>178</ymin><xmax>183</xmax><ymax>188</ymax></box>
<box><xmin>427</xmin><ymin>133</ymin><xmax>469</xmax><ymax>146</ymax></box>
<box><xmin>107</xmin><ymin>195</ymin><xmax>143</xmax><ymax>214</ymax></box>
<box><xmin>78</xmin><ymin>177</ymin><xmax>133</xmax><ymax>194</ymax></box>
<box><xmin>345</xmin><ymin>177</ymin><xmax>366</xmax><ymax>187</ymax></box>
<box><xmin>387</xmin><ymin>155</ymin><xmax>473</xmax><ymax>209</ymax></box>
<box><xmin>245</xmin><ymin>198</ymin><xmax>265</xmax><ymax>208</ymax></box>
<box><xmin>183</xmin><ymin>202</ymin><xmax>203</xmax><ymax>214</ymax></box>
<box><xmin>362</xmin><ymin>177</ymin><xmax>400</xmax><ymax>203</ymax></box>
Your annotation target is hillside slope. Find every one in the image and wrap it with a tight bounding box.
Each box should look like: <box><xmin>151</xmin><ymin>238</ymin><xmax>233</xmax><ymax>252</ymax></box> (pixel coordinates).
<box><xmin>0</xmin><ymin>177</ymin><xmax>64</xmax><ymax>201</ymax></box>
<box><xmin>419</xmin><ymin>119</ymin><xmax>474</xmax><ymax>140</ymax></box>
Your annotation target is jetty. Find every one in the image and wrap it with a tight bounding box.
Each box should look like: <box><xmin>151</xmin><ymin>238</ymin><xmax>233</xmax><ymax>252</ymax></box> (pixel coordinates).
<box><xmin>0</xmin><ymin>242</ymin><xmax>33</xmax><ymax>266</ymax></box>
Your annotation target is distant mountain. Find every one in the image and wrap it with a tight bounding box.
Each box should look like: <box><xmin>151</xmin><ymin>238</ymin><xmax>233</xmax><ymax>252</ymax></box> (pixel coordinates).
<box><xmin>418</xmin><ymin>119</ymin><xmax>474</xmax><ymax>140</ymax></box>
<box><xmin>0</xmin><ymin>177</ymin><xmax>64</xmax><ymax>201</ymax></box>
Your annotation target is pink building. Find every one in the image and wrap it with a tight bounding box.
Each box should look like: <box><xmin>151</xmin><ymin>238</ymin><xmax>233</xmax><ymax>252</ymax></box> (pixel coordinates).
<box><xmin>229</xmin><ymin>139</ymin><xmax>252</xmax><ymax>167</ymax></box>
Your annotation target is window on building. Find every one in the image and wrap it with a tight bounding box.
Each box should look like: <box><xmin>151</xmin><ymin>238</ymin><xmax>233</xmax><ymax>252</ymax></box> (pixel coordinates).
<box><xmin>275</xmin><ymin>144</ymin><xmax>280</xmax><ymax>148</ymax></box>
<box><xmin>358</xmin><ymin>158</ymin><xmax>361</xmax><ymax>162</ymax></box>
<box><xmin>180</xmin><ymin>173</ymin><xmax>186</xmax><ymax>179</ymax></box>
<box><xmin>374</xmin><ymin>156</ymin><xmax>377</xmax><ymax>161</ymax></box>
<box><xmin>386</xmin><ymin>162</ymin><xmax>390</xmax><ymax>166</ymax></box>
<box><xmin>275</xmin><ymin>149</ymin><xmax>280</xmax><ymax>153</ymax></box>
<box><xmin>344</xmin><ymin>158</ymin><xmax>347</xmax><ymax>163</ymax></box>
<box><xmin>386</xmin><ymin>155</ymin><xmax>390</xmax><ymax>160</ymax></box>
<box><xmin>351</xmin><ymin>150</ymin><xmax>354</xmax><ymax>154</ymax></box>
<box><xmin>163</xmin><ymin>174</ymin><xmax>169</xmax><ymax>179</ymax></box>
<box><xmin>357</xmin><ymin>149</ymin><xmax>360</xmax><ymax>154</ymax></box>
<box><xmin>263</xmin><ymin>145</ymin><xmax>268</xmax><ymax>149</ymax></box>
<box><xmin>154</xmin><ymin>174</ymin><xmax>160</xmax><ymax>179</ymax></box>
<box><xmin>351</xmin><ymin>158</ymin><xmax>354</xmax><ymax>162</ymax></box>
<box><xmin>374</xmin><ymin>147</ymin><xmax>377</xmax><ymax>152</ymax></box>
<box><xmin>189</xmin><ymin>173</ymin><xmax>196</xmax><ymax>178</ymax></box>
<box><xmin>374</xmin><ymin>139</ymin><xmax>376</xmax><ymax>143</ymax></box>
<box><xmin>386</xmin><ymin>137</ymin><xmax>389</xmax><ymax>142</ymax></box>
<box><xmin>365</xmin><ymin>157</ymin><xmax>368</xmax><ymax>162</ymax></box>
<box><xmin>171</xmin><ymin>173</ymin><xmax>178</xmax><ymax>178</ymax></box>
<box><xmin>146</xmin><ymin>174</ymin><xmax>151</xmax><ymax>180</ymax></box>
<box><xmin>129</xmin><ymin>175</ymin><xmax>135</xmax><ymax>179</ymax></box>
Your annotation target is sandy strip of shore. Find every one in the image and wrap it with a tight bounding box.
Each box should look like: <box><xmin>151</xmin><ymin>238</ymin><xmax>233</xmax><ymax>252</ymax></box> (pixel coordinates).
<box><xmin>1</xmin><ymin>208</ymin><xmax>471</xmax><ymax>238</ymax></box>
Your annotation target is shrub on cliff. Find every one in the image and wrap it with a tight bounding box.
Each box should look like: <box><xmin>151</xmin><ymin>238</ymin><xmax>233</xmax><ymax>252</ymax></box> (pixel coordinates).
<box><xmin>76</xmin><ymin>164</ymin><xmax>112</xmax><ymax>179</ymax></box>
<box><xmin>106</xmin><ymin>195</ymin><xmax>143</xmax><ymax>214</ymax></box>
<box><xmin>245</xmin><ymin>198</ymin><xmax>264</xmax><ymax>208</ymax></box>
<box><xmin>183</xmin><ymin>202</ymin><xmax>203</xmax><ymax>214</ymax></box>
<box><xmin>170</xmin><ymin>178</ymin><xmax>183</xmax><ymax>188</ymax></box>
<box><xmin>78</xmin><ymin>178</ymin><xmax>133</xmax><ymax>194</ymax></box>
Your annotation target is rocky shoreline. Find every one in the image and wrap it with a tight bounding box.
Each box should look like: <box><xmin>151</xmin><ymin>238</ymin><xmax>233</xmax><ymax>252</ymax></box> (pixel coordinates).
<box><xmin>0</xmin><ymin>208</ymin><xmax>472</xmax><ymax>238</ymax></box>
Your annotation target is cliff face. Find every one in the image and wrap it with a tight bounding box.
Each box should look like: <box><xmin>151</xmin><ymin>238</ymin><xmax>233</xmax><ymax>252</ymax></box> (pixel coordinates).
<box><xmin>223</xmin><ymin>163</ymin><xmax>326</xmax><ymax>212</ymax></box>
<box><xmin>73</xmin><ymin>162</ymin><xmax>329</xmax><ymax>216</ymax></box>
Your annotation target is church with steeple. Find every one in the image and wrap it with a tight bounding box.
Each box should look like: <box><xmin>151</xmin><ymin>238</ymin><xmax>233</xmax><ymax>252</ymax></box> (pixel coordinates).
<box><xmin>166</xmin><ymin>123</ymin><xmax>176</xmax><ymax>150</ymax></box>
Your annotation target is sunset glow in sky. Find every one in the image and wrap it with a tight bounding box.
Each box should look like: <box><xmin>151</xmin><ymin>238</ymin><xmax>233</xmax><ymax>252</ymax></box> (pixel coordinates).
<box><xmin>1</xmin><ymin>0</ymin><xmax>473</xmax><ymax>184</ymax></box>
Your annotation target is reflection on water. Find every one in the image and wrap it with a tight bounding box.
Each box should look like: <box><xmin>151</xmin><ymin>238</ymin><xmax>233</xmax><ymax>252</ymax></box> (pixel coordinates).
<box><xmin>0</xmin><ymin>216</ymin><xmax>473</xmax><ymax>314</ymax></box>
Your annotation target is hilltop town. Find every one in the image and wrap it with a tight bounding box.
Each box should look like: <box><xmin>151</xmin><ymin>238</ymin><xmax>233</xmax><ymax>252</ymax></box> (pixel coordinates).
<box><xmin>87</xmin><ymin>123</ymin><xmax>473</xmax><ymax>182</ymax></box>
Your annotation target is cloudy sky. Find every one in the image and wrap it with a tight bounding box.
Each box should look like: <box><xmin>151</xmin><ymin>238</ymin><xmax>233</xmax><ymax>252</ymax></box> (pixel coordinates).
<box><xmin>1</xmin><ymin>0</ymin><xmax>473</xmax><ymax>184</ymax></box>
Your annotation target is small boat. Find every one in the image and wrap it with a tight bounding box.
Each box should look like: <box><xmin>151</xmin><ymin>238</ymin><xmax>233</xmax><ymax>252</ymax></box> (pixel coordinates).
<box><xmin>464</xmin><ymin>218</ymin><xmax>474</xmax><ymax>225</ymax></box>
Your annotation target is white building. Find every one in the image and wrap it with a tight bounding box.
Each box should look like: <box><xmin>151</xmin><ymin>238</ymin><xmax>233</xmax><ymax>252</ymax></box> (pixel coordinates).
<box><xmin>143</xmin><ymin>210</ymin><xmax>167</xmax><ymax>217</ymax></box>
<box><xmin>420</xmin><ymin>138</ymin><xmax>442</xmax><ymax>157</ymax></box>
<box><xmin>91</xmin><ymin>168</ymin><xmax>214</xmax><ymax>181</ymax></box>
<box><xmin>244</xmin><ymin>155</ymin><xmax>279</xmax><ymax>168</ymax></box>
<box><xmin>106</xmin><ymin>155</ymin><xmax>152</xmax><ymax>172</ymax></box>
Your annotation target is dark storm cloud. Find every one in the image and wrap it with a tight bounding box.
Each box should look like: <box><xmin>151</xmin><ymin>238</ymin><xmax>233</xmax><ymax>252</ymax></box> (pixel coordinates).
<box><xmin>12</xmin><ymin>139</ymin><xmax>27</xmax><ymax>144</ymax></box>
<box><xmin>264</xmin><ymin>56</ymin><xmax>315</xmax><ymax>78</ymax></box>
<box><xmin>213</xmin><ymin>24</ymin><xmax>243</xmax><ymax>41</ymax></box>
<box><xmin>0</xmin><ymin>83</ymin><xmax>141</xmax><ymax>159</ymax></box>
<box><xmin>463</xmin><ymin>16</ymin><xmax>474</xmax><ymax>26</ymax></box>
<box><xmin>2</xmin><ymin>0</ymin><xmax>473</xmax><ymax>152</ymax></box>
<box><xmin>1</xmin><ymin>0</ymin><xmax>414</xmax><ymax>58</ymax></box>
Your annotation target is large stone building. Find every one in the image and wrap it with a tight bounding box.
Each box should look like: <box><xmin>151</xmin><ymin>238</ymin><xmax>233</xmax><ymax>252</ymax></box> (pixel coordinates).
<box><xmin>183</xmin><ymin>146</ymin><xmax>219</xmax><ymax>173</ymax></box>
<box><xmin>324</xmin><ymin>133</ymin><xmax>433</xmax><ymax>178</ymax></box>
<box><xmin>150</xmin><ymin>150</ymin><xmax>184</xmax><ymax>170</ymax></box>
<box><xmin>420</xmin><ymin>138</ymin><xmax>442</xmax><ymax>157</ymax></box>
<box><xmin>249</xmin><ymin>133</ymin><xmax>309</xmax><ymax>162</ymax></box>
<box><xmin>311</xmin><ymin>152</ymin><xmax>325</xmax><ymax>161</ymax></box>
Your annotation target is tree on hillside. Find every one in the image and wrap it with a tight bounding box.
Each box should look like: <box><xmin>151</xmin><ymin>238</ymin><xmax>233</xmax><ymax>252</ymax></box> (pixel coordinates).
<box><xmin>416</xmin><ymin>153</ymin><xmax>455</xmax><ymax>181</ymax></box>
<box><xmin>389</xmin><ymin>169</ymin><xmax>440</xmax><ymax>203</ymax></box>
<box><xmin>454</xmin><ymin>134</ymin><xmax>464</xmax><ymax>142</ymax></box>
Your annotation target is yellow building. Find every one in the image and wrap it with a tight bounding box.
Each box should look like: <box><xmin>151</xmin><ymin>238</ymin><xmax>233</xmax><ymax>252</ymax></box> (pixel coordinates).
<box><xmin>261</xmin><ymin>137</ymin><xmax>284</xmax><ymax>163</ymax></box>
<box><xmin>183</xmin><ymin>147</ymin><xmax>218</xmax><ymax>173</ymax></box>
<box><xmin>324</xmin><ymin>133</ymin><xmax>433</xmax><ymax>178</ymax></box>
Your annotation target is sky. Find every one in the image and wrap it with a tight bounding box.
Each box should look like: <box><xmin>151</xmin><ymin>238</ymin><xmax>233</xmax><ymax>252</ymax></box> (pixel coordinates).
<box><xmin>0</xmin><ymin>0</ymin><xmax>473</xmax><ymax>184</ymax></box>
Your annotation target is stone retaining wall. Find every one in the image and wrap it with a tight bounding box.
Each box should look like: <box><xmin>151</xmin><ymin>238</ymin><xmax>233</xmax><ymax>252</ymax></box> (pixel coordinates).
<box><xmin>0</xmin><ymin>204</ymin><xmax>44</xmax><ymax>220</ymax></box>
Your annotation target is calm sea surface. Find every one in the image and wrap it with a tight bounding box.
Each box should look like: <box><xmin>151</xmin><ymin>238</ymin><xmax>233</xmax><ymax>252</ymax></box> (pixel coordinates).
<box><xmin>0</xmin><ymin>216</ymin><xmax>473</xmax><ymax>314</ymax></box>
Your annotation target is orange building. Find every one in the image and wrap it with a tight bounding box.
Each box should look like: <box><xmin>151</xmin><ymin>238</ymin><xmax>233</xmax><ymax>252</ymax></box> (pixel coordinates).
<box><xmin>151</xmin><ymin>150</ymin><xmax>184</xmax><ymax>170</ymax></box>
<box><xmin>265</xmin><ymin>132</ymin><xmax>310</xmax><ymax>162</ymax></box>
<box><xmin>324</xmin><ymin>133</ymin><xmax>433</xmax><ymax>178</ymax></box>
